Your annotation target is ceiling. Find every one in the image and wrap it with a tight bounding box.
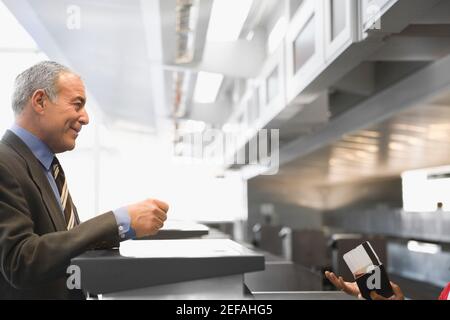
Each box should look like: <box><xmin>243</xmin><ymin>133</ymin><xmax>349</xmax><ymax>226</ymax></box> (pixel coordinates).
<box><xmin>252</xmin><ymin>89</ymin><xmax>450</xmax><ymax>209</ymax></box>
<box><xmin>2</xmin><ymin>0</ymin><xmax>279</xmax><ymax>135</ymax></box>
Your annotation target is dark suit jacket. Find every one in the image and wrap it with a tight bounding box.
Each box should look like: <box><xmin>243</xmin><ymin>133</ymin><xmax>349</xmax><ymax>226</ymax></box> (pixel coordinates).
<box><xmin>0</xmin><ymin>130</ymin><xmax>120</xmax><ymax>299</ymax></box>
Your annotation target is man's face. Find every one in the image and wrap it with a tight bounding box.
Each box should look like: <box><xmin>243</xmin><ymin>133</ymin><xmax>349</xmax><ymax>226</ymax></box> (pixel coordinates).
<box><xmin>40</xmin><ymin>73</ymin><xmax>89</xmax><ymax>153</ymax></box>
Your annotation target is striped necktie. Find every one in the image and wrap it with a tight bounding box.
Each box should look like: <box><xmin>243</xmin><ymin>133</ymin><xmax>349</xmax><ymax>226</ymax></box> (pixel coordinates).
<box><xmin>51</xmin><ymin>157</ymin><xmax>79</xmax><ymax>230</ymax></box>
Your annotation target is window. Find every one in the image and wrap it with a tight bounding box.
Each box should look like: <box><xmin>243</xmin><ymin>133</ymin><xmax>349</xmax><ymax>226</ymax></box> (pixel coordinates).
<box><xmin>293</xmin><ymin>15</ymin><xmax>315</xmax><ymax>73</ymax></box>
<box><xmin>266</xmin><ymin>66</ymin><xmax>280</xmax><ymax>103</ymax></box>
<box><xmin>247</xmin><ymin>91</ymin><xmax>260</xmax><ymax>125</ymax></box>
<box><xmin>330</xmin><ymin>0</ymin><xmax>347</xmax><ymax>41</ymax></box>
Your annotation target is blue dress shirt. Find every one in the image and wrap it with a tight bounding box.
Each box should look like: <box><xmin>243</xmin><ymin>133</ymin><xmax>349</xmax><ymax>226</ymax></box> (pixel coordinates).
<box><xmin>10</xmin><ymin>124</ymin><xmax>135</xmax><ymax>239</ymax></box>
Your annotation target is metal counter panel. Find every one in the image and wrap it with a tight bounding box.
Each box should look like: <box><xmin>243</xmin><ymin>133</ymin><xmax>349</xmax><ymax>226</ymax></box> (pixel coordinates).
<box><xmin>71</xmin><ymin>239</ymin><xmax>265</xmax><ymax>295</ymax></box>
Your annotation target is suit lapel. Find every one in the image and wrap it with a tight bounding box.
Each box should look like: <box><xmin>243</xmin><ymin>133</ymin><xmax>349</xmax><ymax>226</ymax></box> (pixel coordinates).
<box><xmin>2</xmin><ymin>130</ymin><xmax>67</xmax><ymax>231</ymax></box>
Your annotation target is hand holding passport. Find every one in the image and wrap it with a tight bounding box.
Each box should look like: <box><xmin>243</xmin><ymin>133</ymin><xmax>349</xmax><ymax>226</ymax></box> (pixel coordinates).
<box><xmin>325</xmin><ymin>241</ymin><xmax>404</xmax><ymax>300</ymax></box>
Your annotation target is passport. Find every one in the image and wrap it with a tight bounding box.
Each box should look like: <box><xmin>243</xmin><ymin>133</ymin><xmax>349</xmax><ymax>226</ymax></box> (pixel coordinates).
<box><xmin>343</xmin><ymin>241</ymin><xmax>394</xmax><ymax>300</ymax></box>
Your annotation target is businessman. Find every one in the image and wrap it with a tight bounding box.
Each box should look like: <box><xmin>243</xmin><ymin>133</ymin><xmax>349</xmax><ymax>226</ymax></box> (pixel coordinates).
<box><xmin>0</xmin><ymin>61</ymin><xmax>169</xmax><ymax>299</ymax></box>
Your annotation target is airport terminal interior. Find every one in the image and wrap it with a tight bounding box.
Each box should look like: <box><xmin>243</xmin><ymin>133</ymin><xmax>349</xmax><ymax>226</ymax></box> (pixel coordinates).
<box><xmin>1</xmin><ymin>0</ymin><xmax>450</xmax><ymax>300</ymax></box>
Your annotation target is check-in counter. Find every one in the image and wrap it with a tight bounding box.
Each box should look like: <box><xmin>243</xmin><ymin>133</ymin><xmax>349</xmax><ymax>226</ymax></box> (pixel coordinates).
<box><xmin>71</xmin><ymin>239</ymin><xmax>265</xmax><ymax>299</ymax></box>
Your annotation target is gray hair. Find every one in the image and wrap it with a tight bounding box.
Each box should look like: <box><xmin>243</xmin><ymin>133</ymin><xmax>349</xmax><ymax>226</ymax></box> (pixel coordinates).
<box><xmin>11</xmin><ymin>61</ymin><xmax>75</xmax><ymax>115</ymax></box>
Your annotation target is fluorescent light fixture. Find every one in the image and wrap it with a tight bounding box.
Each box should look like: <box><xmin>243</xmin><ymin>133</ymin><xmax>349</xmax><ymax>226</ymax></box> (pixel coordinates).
<box><xmin>407</xmin><ymin>240</ymin><xmax>441</xmax><ymax>255</ymax></box>
<box><xmin>268</xmin><ymin>17</ymin><xmax>288</xmax><ymax>54</ymax></box>
<box><xmin>206</xmin><ymin>0</ymin><xmax>253</xmax><ymax>42</ymax></box>
<box><xmin>194</xmin><ymin>71</ymin><xmax>224</xmax><ymax>103</ymax></box>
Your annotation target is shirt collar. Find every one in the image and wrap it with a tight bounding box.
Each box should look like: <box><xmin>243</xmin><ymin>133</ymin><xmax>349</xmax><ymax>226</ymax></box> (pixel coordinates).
<box><xmin>10</xmin><ymin>124</ymin><xmax>55</xmax><ymax>170</ymax></box>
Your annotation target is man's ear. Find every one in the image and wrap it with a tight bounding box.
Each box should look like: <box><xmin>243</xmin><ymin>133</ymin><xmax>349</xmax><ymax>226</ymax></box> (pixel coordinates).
<box><xmin>30</xmin><ymin>89</ymin><xmax>46</xmax><ymax>114</ymax></box>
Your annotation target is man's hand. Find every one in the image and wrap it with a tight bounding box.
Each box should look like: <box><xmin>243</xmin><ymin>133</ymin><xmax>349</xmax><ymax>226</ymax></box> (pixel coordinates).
<box><xmin>325</xmin><ymin>271</ymin><xmax>361</xmax><ymax>297</ymax></box>
<box><xmin>325</xmin><ymin>271</ymin><xmax>405</xmax><ymax>300</ymax></box>
<box><xmin>127</xmin><ymin>199</ymin><xmax>169</xmax><ymax>238</ymax></box>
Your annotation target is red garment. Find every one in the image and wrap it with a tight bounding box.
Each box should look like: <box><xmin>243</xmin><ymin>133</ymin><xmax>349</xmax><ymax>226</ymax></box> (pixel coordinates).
<box><xmin>439</xmin><ymin>283</ymin><xmax>450</xmax><ymax>300</ymax></box>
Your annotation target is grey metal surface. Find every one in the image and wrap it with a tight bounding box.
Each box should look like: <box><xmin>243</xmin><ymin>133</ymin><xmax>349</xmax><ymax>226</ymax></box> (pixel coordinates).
<box><xmin>252</xmin><ymin>291</ymin><xmax>356</xmax><ymax>300</ymax></box>
<box><xmin>71</xmin><ymin>239</ymin><xmax>265</xmax><ymax>295</ymax></box>
<box><xmin>100</xmin><ymin>275</ymin><xmax>246</xmax><ymax>300</ymax></box>
<box><xmin>245</xmin><ymin>261</ymin><xmax>322</xmax><ymax>292</ymax></box>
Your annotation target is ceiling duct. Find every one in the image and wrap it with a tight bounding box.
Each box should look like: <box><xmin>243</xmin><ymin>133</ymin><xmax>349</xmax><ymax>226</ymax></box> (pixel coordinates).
<box><xmin>175</xmin><ymin>0</ymin><xmax>199</xmax><ymax>64</ymax></box>
<box><xmin>172</xmin><ymin>0</ymin><xmax>200</xmax><ymax>121</ymax></box>
<box><xmin>172</xmin><ymin>0</ymin><xmax>200</xmax><ymax>156</ymax></box>
<box><xmin>172</xmin><ymin>70</ymin><xmax>191</xmax><ymax>118</ymax></box>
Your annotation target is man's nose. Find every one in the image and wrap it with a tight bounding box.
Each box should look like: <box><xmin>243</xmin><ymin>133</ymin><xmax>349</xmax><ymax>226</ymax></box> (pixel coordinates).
<box><xmin>79</xmin><ymin>108</ymin><xmax>89</xmax><ymax>125</ymax></box>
